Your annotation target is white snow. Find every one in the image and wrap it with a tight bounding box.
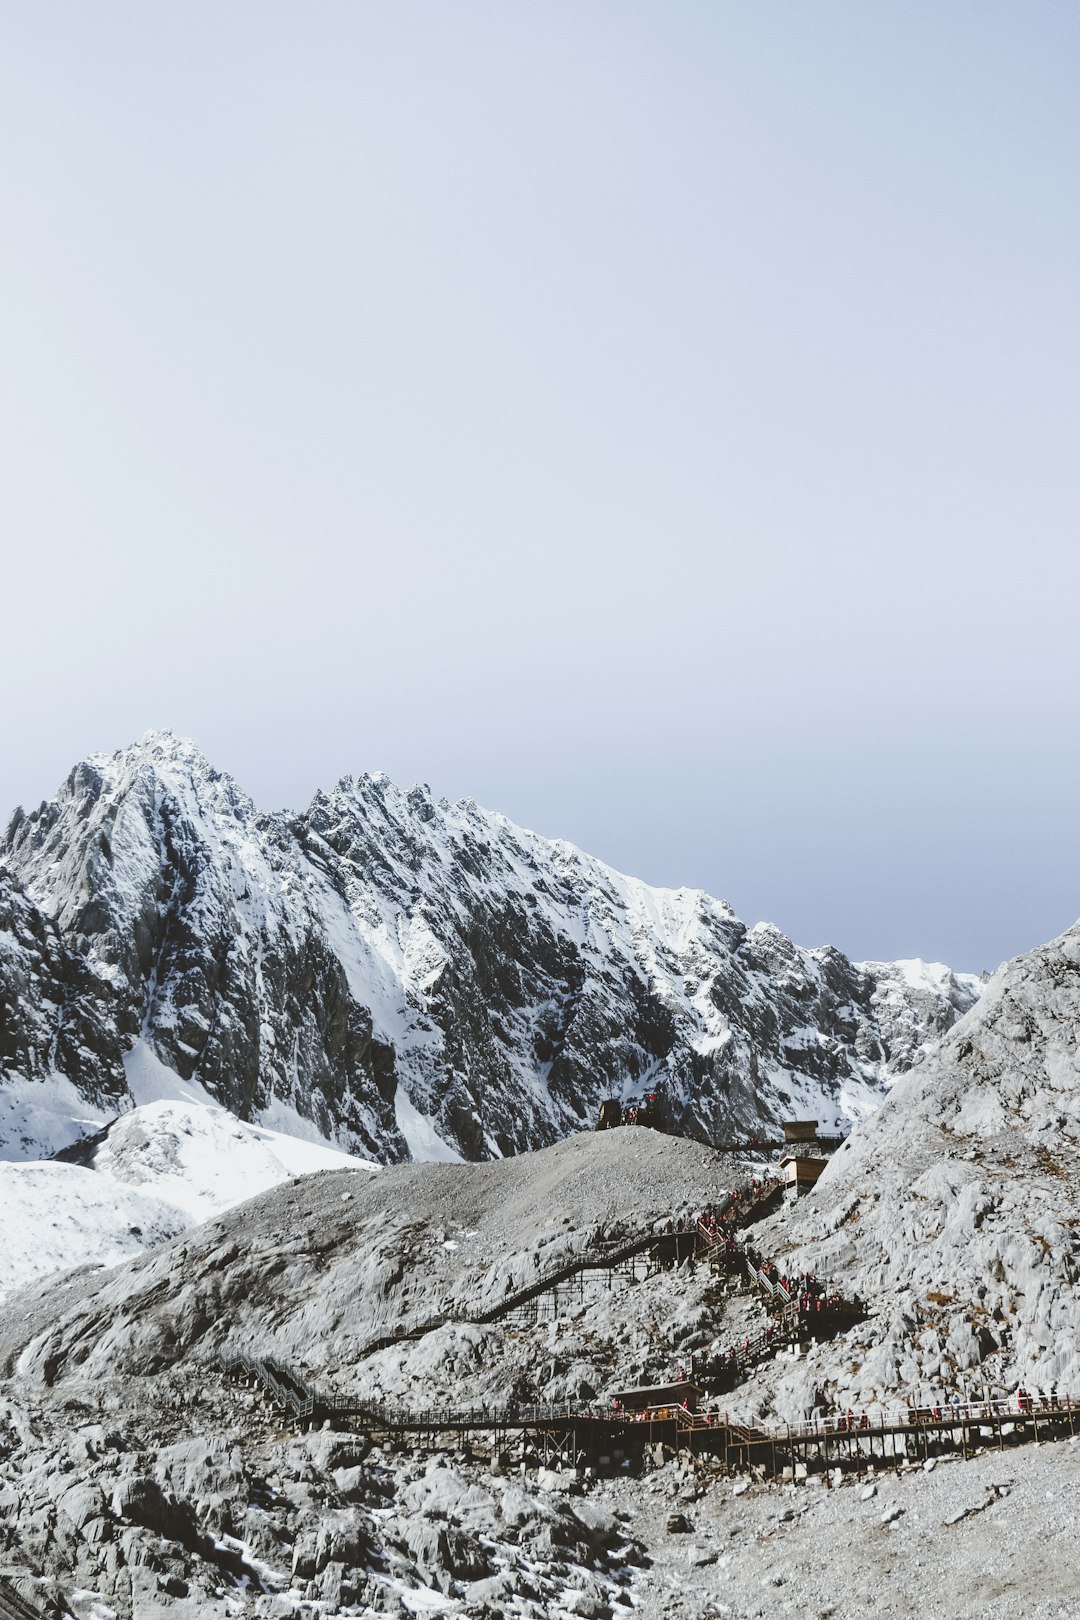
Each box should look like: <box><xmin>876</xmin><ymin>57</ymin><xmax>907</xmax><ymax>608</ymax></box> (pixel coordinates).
<box><xmin>0</xmin><ymin>1092</ymin><xmax>377</xmax><ymax>1300</ymax></box>
<box><xmin>0</xmin><ymin>1073</ymin><xmax>113</xmax><ymax>1161</ymax></box>
<box><xmin>395</xmin><ymin>1088</ymin><xmax>464</xmax><ymax>1164</ymax></box>
<box><xmin>0</xmin><ymin>1160</ymin><xmax>188</xmax><ymax>1299</ymax></box>
<box><xmin>890</xmin><ymin>957</ymin><xmax>985</xmax><ymax>999</ymax></box>
<box><xmin>123</xmin><ymin>1038</ymin><xmax>219</xmax><ymax>1109</ymax></box>
<box><xmin>95</xmin><ymin>1099</ymin><xmax>374</xmax><ymax>1220</ymax></box>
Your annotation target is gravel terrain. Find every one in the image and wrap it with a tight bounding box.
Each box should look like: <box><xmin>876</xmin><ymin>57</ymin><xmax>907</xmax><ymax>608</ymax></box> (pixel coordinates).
<box><xmin>600</xmin><ymin>1439</ymin><xmax>1080</xmax><ymax>1619</ymax></box>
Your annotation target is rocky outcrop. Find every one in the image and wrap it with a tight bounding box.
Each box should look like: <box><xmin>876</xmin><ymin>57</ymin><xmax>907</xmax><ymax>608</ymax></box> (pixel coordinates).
<box><xmin>1</xmin><ymin>732</ymin><xmax>982</xmax><ymax>1163</ymax></box>
<box><xmin>0</xmin><ymin>1374</ymin><xmax>646</xmax><ymax>1620</ymax></box>
<box><xmin>746</xmin><ymin>917</ymin><xmax>1080</xmax><ymax>1416</ymax></box>
<box><xmin>0</xmin><ymin>868</ymin><xmax>128</xmax><ymax>1154</ymax></box>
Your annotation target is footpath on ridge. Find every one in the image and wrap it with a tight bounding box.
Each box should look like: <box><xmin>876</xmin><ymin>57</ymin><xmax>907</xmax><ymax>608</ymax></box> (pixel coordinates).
<box><xmin>221</xmin><ymin>1140</ymin><xmax>1077</xmax><ymax>1480</ymax></box>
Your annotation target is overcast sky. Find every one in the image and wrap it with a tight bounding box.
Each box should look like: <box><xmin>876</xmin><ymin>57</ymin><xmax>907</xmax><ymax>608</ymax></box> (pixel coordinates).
<box><xmin>2</xmin><ymin>2</ymin><xmax>1078</xmax><ymax>973</ymax></box>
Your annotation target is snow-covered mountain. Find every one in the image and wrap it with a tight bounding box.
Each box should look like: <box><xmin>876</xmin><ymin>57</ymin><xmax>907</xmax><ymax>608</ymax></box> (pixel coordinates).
<box><xmin>0</xmin><ymin>731</ymin><xmax>982</xmax><ymax>1165</ymax></box>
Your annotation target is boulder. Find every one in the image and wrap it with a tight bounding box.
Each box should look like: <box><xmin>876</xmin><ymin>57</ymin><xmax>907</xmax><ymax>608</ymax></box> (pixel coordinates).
<box><xmin>111</xmin><ymin>1477</ymin><xmax>200</xmax><ymax>1549</ymax></box>
<box><xmin>57</xmin><ymin>1480</ymin><xmax>109</xmax><ymax>1531</ymax></box>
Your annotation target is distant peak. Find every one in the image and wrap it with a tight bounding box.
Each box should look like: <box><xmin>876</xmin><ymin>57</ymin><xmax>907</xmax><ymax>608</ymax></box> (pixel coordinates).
<box><xmin>76</xmin><ymin>731</ymin><xmax>256</xmax><ymax>821</ymax></box>
<box><xmin>83</xmin><ymin>729</ymin><xmax>212</xmax><ymax>773</ymax></box>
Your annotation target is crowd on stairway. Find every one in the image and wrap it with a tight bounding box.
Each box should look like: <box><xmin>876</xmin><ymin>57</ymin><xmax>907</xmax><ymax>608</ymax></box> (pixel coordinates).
<box><xmin>644</xmin><ymin>1172</ymin><xmax>860</xmax><ymax>1394</ymax></box>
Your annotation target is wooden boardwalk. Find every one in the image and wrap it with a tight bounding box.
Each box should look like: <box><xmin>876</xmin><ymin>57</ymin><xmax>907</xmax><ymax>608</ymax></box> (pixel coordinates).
<box><xmin>221</xmin><ymin>1147</ymin><xmax>1065</xmax><ymax>1480</ymax></box>
<box><xmin>221</xmin><ymin>1352</ymin><xmax>1079</xmax><ymax>1477</ymax></box>
<box><xmin>353</xmin><ymin>1172</ymin><xmax>786</xmax><ymax>1362</ymax></box>
<box><xmin>0</xmin><ymin>1579</ymin><xmax>50</xmax><ymax>1620</ymax></box>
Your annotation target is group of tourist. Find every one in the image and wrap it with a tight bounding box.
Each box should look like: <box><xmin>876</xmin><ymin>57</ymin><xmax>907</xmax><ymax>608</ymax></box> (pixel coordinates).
<box><xmin>649</xmin><ymin>1181</ymin><xmax>857</xmax><ymax>1394</ymax></box>
<box><xmin>697</xmin><ymin>1175</ymin><xmax>783</xmax><ymax>1233</ymax></box>
<box><xmin>1016</xmin><ymin>1385</ymin><xmax>1060</xmax><ymax>1413</ymax></box>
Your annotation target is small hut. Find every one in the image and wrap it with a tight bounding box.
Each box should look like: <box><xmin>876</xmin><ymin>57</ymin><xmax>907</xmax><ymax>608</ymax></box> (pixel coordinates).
<box><xmin>782</xmin><ymin>1119</ymin><xmax>820</xmax><ymax>1150</ymax></box>
<box><xmin>780</xmin><ymin>1118</ymin><xmax>829</xmax><ymax>1195</ymax></box>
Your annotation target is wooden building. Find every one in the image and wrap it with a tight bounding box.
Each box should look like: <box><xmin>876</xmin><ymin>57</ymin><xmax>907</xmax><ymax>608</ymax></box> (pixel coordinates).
<box><xmin>780</xmin><ymin>1118</ymin><xmax>829</xmax><ymax>1195</ymax></box>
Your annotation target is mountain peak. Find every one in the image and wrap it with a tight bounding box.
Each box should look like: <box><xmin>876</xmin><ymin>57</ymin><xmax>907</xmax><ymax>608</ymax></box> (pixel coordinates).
<box><xmin>83</xmin><ymin>731</ymin><xmax>257</xmax><ymax>821</ymax></box>
<box><xmin>1</xmin><ymin>735</ymin><xmax>984</xmax><ymax>1168</ymax></box>
<box><xmin>89</xmin><ymin>727</ymin><xmax>214</xmax><ymax>772</ymax></box>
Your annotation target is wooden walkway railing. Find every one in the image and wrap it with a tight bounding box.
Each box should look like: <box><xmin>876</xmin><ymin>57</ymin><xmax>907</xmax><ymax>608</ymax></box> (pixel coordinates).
<box><xmin>220</xmin><ymin>1353</ymin><xmax>1080</xmax><ymax>1477</ymax></box>
<box><xmin>353</xmin><ymin>1176</ymin><xmax>785</xmax><ymax>1360</ymax></box>
<box><xmin>224</xmin><ymin>1170</ymin><xmax>850</xmax><ymax>1424</ymax></box>
<box><xmin>352</xmin><ymin>1227</ymin><xmax>667</xmax><ymax>1358</ymax></box>
<box><xmin>0</xmin><ymin>1579</ymin><xmax>51</xmax><ymax>1620</ymax></box>
<box><xmin>222</xmin><ymin>1152</ymin><xmax>1067</xmax><ymax>1480</ymax></box>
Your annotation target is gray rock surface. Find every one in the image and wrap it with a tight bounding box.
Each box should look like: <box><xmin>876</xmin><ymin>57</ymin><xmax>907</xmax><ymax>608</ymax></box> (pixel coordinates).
<box><xmin>1</xmin><ymin>1062</ymin><xmax>1079</xmax><ymax>1617</ymax></box>
<box><xmin>719</xmin><ymin>916</ymin><xmax>1080</xmax><ymax>1426</ymax></box>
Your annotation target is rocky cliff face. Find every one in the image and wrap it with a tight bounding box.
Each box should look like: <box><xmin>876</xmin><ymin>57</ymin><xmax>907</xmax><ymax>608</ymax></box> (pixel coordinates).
<box><xmin>0</xmin><ymin>868</ymin><xmax>128</xmax><ymax>1154</ymax></box>
<box><xmin>0</xmin><ymin>732</ymin><xmax>981</xmax><ymax>1163</ymax></box>
<box><xmin>743</xmin><ymin>916</ymin><xmax>1080</xmax><ymax>1418</ymax></box>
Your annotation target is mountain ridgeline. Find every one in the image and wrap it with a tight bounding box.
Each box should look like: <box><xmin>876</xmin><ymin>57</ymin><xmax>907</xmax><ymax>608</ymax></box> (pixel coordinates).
<box><xmin>0</xmin><ymin>734</ymin><xmax>981</xmax><ymax>1163</ymax></box>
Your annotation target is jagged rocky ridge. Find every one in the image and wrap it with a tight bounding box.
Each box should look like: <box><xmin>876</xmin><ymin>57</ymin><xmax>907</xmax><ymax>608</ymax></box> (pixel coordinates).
<box><xmin>0</xmin><ymin>732</ymin><xmax>981</xmax><ymax>1163</ymax></box>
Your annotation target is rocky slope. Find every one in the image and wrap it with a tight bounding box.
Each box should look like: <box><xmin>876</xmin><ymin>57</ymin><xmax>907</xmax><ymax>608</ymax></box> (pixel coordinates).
<box><xmin>1</xmin><ymin>731</ymin><xmax>982</xmax><ymax>1164</ymax></box>
<box><xmin>0</xmin><ymin>1132</ymin><xmax>725</xmax><ymax>1618</ymax></box>
<box><xmin>1</xmin><ymin>1118</ymin><xmax>1079</xmax><ymax>1619</ymax></box>
<box><xmin>731</xmin><ymin>915</ymin><xmax>1080</xmax><ymax>1427</ymax></box>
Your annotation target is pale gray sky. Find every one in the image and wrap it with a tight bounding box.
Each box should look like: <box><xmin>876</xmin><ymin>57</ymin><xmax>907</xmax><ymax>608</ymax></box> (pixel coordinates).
<box><xmin>2</xmin><ymin>2</ymin><xmax>1078</xmax><ymax>972</ymax></box>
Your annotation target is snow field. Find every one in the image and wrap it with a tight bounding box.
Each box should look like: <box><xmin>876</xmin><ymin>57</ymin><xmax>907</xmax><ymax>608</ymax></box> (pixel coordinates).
<box><xmin>0</xmin><ymin>1093</ymin><xmax>376</xmax><ymax>1300</ymax></box>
